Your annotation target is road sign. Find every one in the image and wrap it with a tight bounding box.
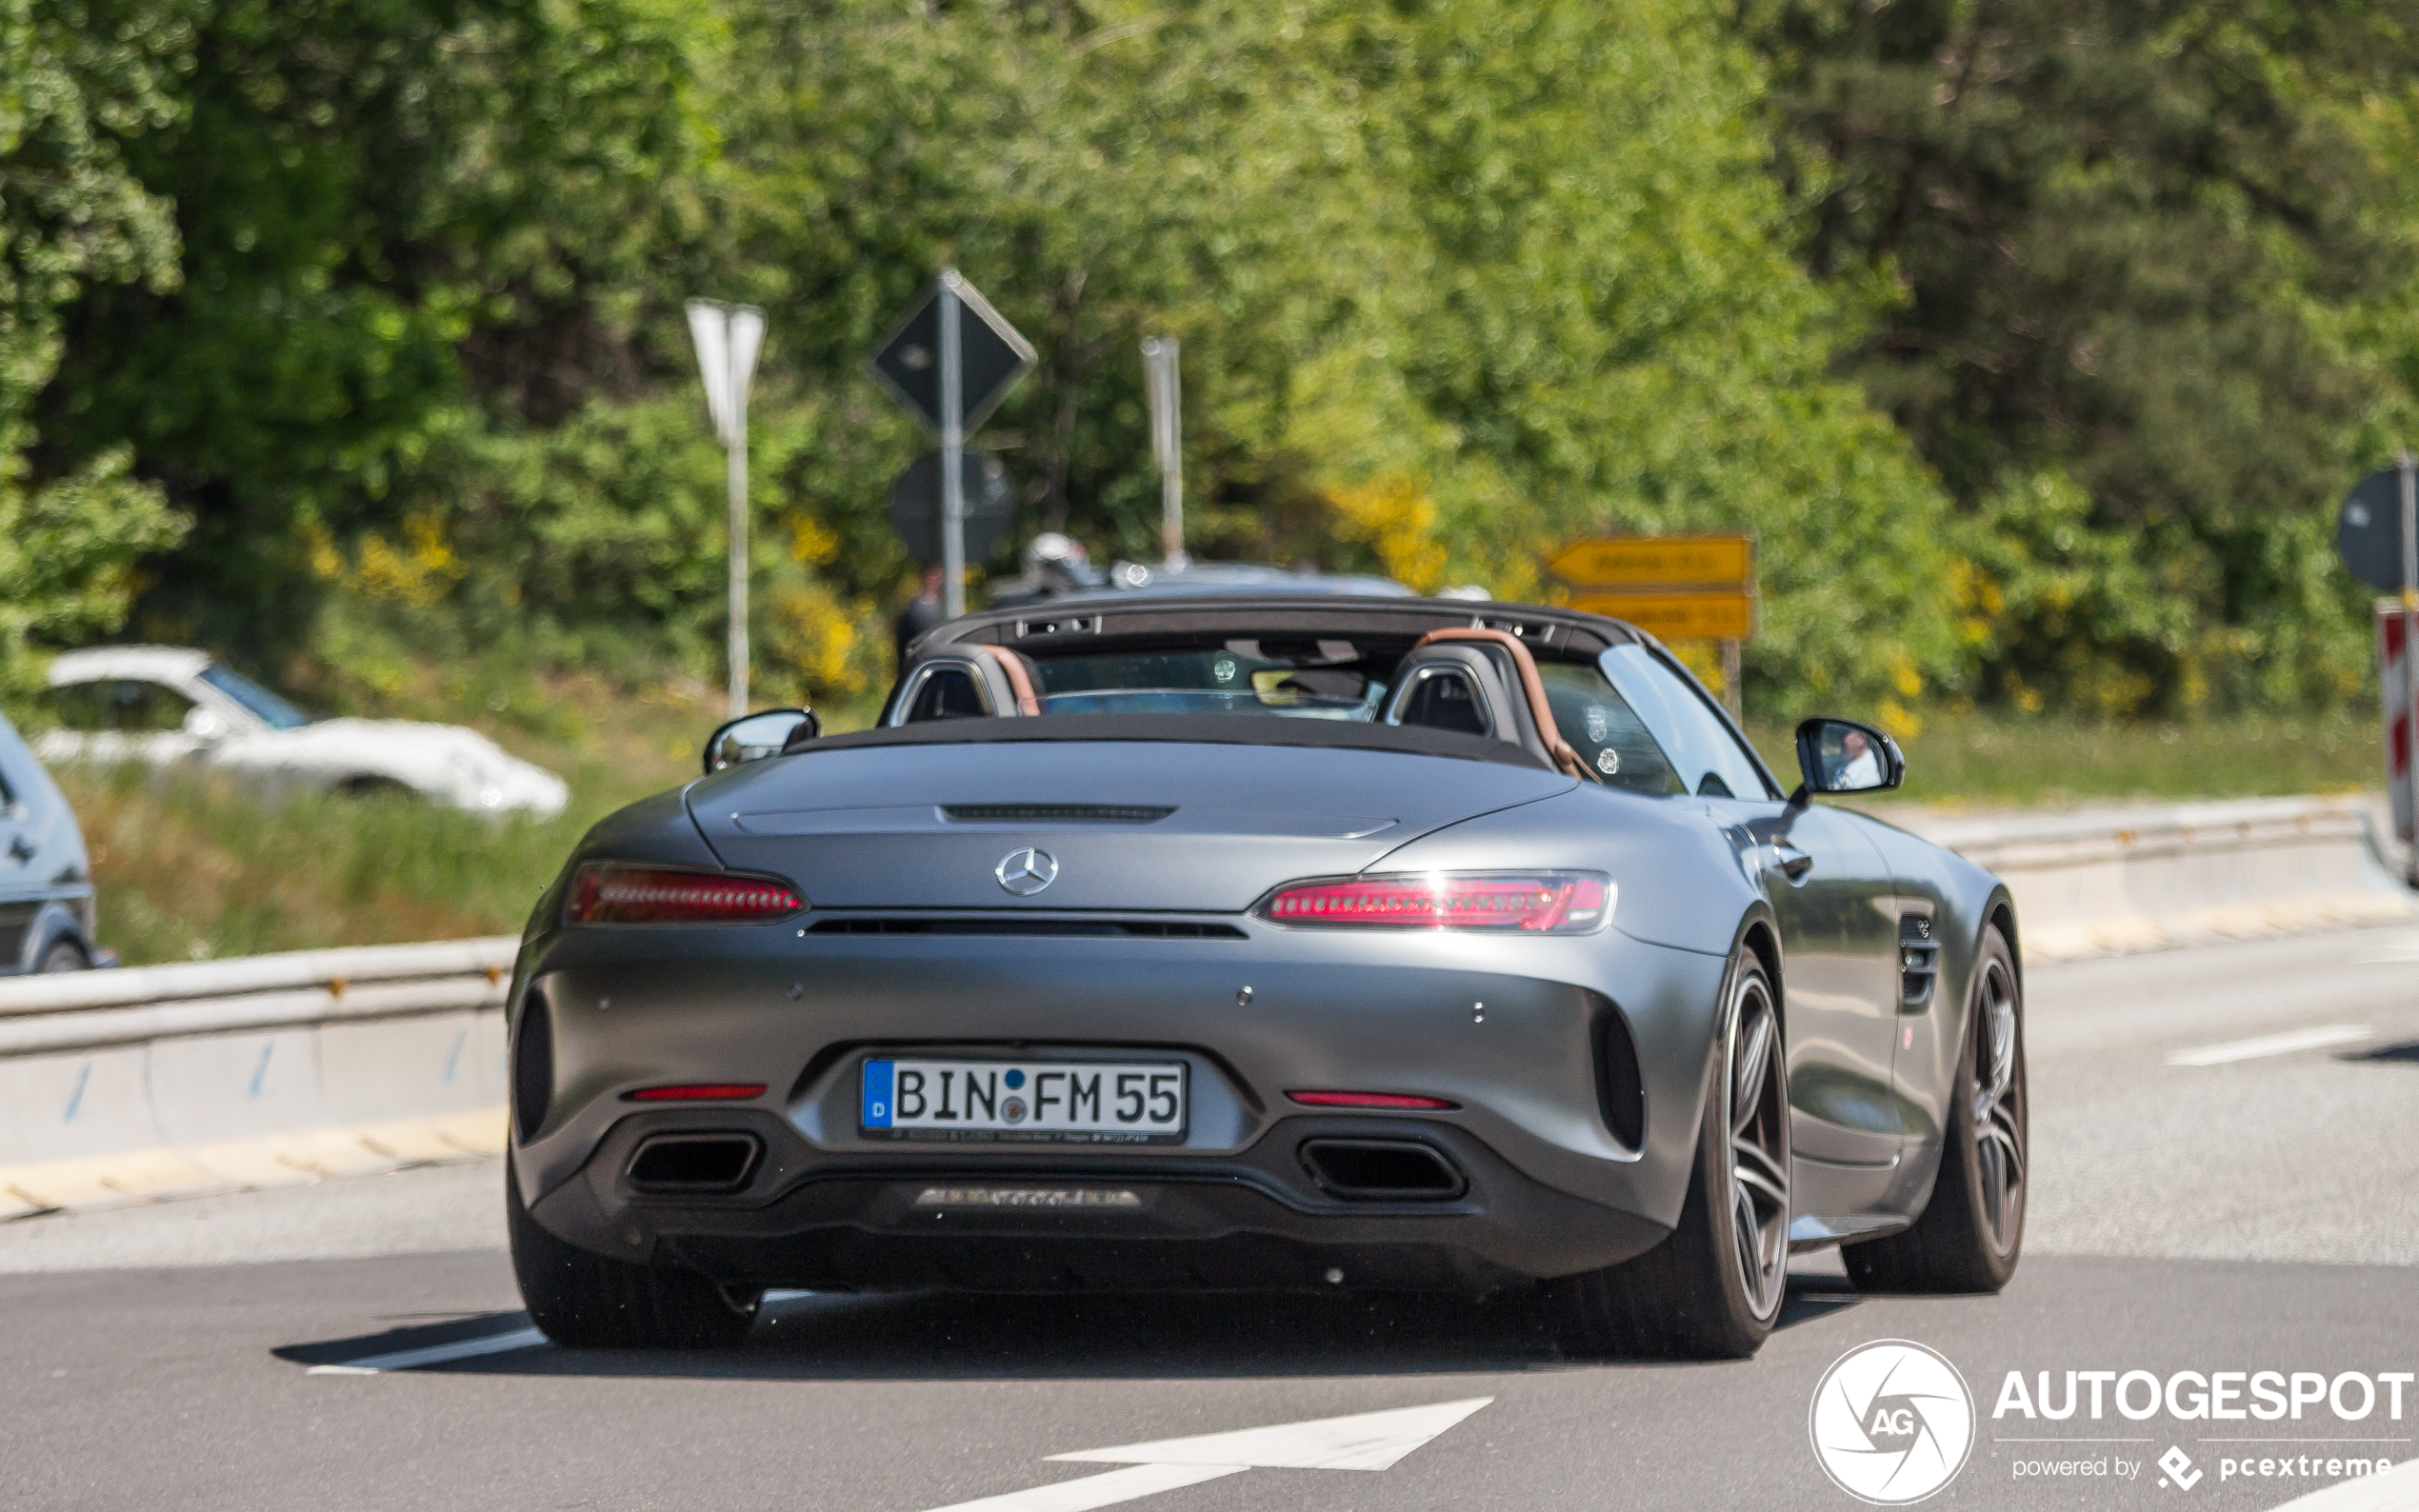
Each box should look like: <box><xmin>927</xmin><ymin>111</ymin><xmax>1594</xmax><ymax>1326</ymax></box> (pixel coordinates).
<box><xmin>869</xmin><ymin>277</ymin><xmax>1036</xmax><ymax>436</ymax></box>
<box><xmin>1567</xmin><ymin>590</ymin><xmax>1755</xmax><ymax>641</ymax></box>
<box><xmin>1551</xmin><ymin>533</ymin><xmax>1757</xmax><ymax>713</ymax></box>
<box><xmin>890</xmin><ymin>450</ymin><xmax>1012</xmax><ymax>566</ymax></box>
<box><xmin>870</xmin><ymin>269</ymin><xmax>1036</xmax><ymax>618</ymax></box>
<box><xmin>2338</xmin><ymin>464</ymin><xmax>2419</xmax><ymax>595</ymax></box>
<box><xmin>686</xmin><ymin>299</ymin><xmax>767</xmax><ymax>719</ymax></box>
<box><xmin>1548</xmin><ymin>535</ymin><xmax>1752</xmax><ymax>587</ymax></box>
<box><xmin>1142</xmin><ymin>336</ymin><xmax>1185</xmax><ymax>567</ymax></box>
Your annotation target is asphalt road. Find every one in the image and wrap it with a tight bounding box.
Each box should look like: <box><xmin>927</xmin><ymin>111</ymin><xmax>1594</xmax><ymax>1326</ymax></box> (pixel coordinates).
<box><xmin>6</xmin><ymin>925</ymin><xmax>2417</xmax><ymax>1512</ymax></box>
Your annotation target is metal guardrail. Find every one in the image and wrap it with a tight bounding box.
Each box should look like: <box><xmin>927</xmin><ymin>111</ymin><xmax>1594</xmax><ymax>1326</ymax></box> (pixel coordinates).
<box><xmin>0</xmin><ymin>937</ymin><xmax>518</xmax><ymax>1055</ymax></box>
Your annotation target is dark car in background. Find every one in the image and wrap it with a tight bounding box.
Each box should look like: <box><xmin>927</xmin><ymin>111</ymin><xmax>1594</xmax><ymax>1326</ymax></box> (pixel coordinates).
<box><xmin>0</xmin><ymin>712</ymin><xmax>106</xmax><ymax>975</ymax></box>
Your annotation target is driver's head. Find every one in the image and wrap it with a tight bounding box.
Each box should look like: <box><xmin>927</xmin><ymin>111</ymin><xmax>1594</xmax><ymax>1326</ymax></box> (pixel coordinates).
<box><xmin>1842</xmin><ymin>729</ymin><xmax>1869</xmax><ymax>758</ymax></box>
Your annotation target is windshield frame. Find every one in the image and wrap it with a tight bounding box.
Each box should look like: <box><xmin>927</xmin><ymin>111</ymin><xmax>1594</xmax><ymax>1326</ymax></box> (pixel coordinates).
<box><xmin>198</xmin><ymin>664</ymin><xmax>313</xmax><ymax>731</ymax></box>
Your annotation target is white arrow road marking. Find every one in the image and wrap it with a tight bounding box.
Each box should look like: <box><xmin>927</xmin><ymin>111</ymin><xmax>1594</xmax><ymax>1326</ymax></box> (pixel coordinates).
<box><xmin>916</xmin><ymin>1397</ymin><xmax>1494</xmax><ymax>1512</ymax></box>
<box><xmin>307</xmin><ymin>1324</ymin><xmax>550</xmax><ymax>1374</ymax></box>
<box><xmin>916</xmin><ymin>1464</ymin><xmax>1249</xmax><ymax>1512</ymax></box>
<box><xmin>2166</xmin><ymin>1025</ymin><xmax>2371</xmax><ymax>1067</ymax></box>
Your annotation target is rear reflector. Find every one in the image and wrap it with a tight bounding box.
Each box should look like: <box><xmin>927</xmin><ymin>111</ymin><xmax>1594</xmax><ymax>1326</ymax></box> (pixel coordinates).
<box><xmin>625</xmin><ymin>1083</ymin><xmax>769</xmax><ymax>1102</ymax></box>
<box><xmin>567</xmin><ymin>864</ymin><xmax>802</xmax><ymax>925</ymax></box>
<box><xmin>1258</xmin><ymin>871</ymin><xmax>1610</xmax><ymax>933</ymax></box>
<box><xmin>1288</xmin><ymin>1089</ymin><xmax>1460</xmax><ymax>1110</ymax></box>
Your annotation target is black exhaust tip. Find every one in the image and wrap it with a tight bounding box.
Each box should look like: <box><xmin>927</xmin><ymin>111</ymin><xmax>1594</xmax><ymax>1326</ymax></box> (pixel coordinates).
<box><xmin>1299</xmin><ymin>1139</ymin><xmax>1466</xmax><ymax>1200</ymax></box>
<box><xmin>628</xmin><ymin>1133</ymin><xmax>761</xmax><ymax>1193</ymax></box>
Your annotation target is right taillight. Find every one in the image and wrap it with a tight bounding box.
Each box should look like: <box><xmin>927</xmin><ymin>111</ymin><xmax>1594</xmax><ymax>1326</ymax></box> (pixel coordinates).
<box><xmin>1256</xmin><ymin>871</ymin><xmax>1612</xmax><ymax>933</ymax></box>
<box><xmin>565</xmin><ymin>863</ymin><xmax>804</xmax><ymax>925</ymax></box>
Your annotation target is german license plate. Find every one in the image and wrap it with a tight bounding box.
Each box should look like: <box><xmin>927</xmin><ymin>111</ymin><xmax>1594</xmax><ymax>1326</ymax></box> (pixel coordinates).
<box><xmin>860</xmin><ymin>1058</ymin><xmax>1187</xmax><ymax>1144</ymax></box>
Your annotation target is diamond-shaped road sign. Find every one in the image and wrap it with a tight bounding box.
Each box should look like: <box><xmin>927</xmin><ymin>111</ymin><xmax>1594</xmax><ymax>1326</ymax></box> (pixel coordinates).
<box><xmin>869</xmin><ymin>275</ymin><xmax>1036</xmax><ymax>435</ymax></box>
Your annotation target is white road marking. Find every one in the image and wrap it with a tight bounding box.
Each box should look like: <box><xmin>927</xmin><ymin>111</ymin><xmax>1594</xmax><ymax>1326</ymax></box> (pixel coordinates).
<box><xmin>916</xmin><ymin>1464</ymin><xmax>1248</xmax><ymax>1512</ymax></box>
<box><xmin>1051</xmin><ymin>1395</ymin><xmax>1495</xmax><ymax>1471</ymax></box>
<box><xmin>307</xmin><ymin>1324</ymin><xmax>550</xmax><ymax>1374</ymax></box>
<box><xmin>2166</xmin><ymin>1025</ymin><xmax>2371</xmax><ymax>1067</ymax></box>
<box><xmin>913</xmin><ymin>1397</ymin><xmax>1493</xmax><ymax>1512</ymax></box>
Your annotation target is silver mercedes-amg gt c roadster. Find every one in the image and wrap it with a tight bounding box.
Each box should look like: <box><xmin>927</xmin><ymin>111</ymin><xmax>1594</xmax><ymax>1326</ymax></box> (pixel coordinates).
<box><xmin>506</xmin><ymin>593</ymin><xmax>2027</xmax><ymax>1359</ymax></box>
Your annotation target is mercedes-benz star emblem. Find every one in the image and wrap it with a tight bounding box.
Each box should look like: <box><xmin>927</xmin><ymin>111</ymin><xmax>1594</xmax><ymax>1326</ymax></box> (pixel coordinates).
<box><xmin>995</xmin><ymin>846</ymin><xmax>1058</xmax><ymax>896</ymax></box>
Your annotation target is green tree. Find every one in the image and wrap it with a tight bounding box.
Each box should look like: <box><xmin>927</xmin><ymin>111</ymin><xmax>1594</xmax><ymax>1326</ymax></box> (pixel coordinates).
<box><xmin>0</xmin><ymin>0</ymin><xmax>190</xmax><ymax>701</ymax></box>
<box><xmin>1751</xmin><ymin>0</ymin><xmax>2416</xmax><ymax>712</ymax></box>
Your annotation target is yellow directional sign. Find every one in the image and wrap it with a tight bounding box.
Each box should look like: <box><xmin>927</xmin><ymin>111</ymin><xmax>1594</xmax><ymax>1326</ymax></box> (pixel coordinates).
<box><xmin>1567</xmin><ymin>590</ymin><xmax>1754</xmax><ymax>640</ymax></box>
<box><xmin>1548</xmin><ymin>535</ymin><xmax>1752</xmax><ymax>588</ymax></box>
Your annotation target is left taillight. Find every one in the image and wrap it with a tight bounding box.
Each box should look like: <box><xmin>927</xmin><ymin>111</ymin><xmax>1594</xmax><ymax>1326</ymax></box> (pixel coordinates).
<box><xmin>565</xmin><ymin>863</ymin><xmax>804</xmax><ymax>925</ymax></box>
<box><xmin>1257</xmin><ymin>870</ymin><xmax>1612</xmax><ymax>933</ymax></box>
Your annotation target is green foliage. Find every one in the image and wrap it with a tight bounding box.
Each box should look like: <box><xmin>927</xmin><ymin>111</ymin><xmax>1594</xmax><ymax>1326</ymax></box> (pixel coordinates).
<box><xmin>0</xmin><ymin>0</ymin><xmax>191</xmax><ymax>703</ymax></box>
<box><xmin>30</xmin><ymin>0</ymin><xmax>711</xmax><ymax>660</ymax></box>
<box><xmin>14</xmin><ymin>0</ymin><xmax>2419</xmax><ymax>727</ymax></box>
<box><xmin>1749</xmin><ymin>0</ymin><xmax>2416</xmax><ymax>713</ymax></box>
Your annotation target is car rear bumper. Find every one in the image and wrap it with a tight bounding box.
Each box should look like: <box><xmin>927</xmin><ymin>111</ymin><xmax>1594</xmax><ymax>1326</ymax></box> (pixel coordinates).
<box><xmin>510</xmin><ymin>916</ymin><xmax>1733</xmax><ymax>1289</ymax></box>
<box><xmin>528</xmin><ymin>1104</ymin><xmax>1671</xmax><ymax>1291</ymax></box>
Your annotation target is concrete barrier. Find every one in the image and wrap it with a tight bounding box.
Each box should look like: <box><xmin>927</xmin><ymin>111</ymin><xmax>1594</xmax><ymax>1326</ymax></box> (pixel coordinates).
<box><xmin>1884</xmin><ymin>794</ymin><xmax>2415</xmax><ymax>962</ymax></box>
<box><xmin>1</xmin><ymin>798</ymin><xmax>2409</xmax><ymax>1216</ymax></box>
<box><xmin>0</xmin><ymin>939</ymin><xmax>515</xmax><ymax>1216</ymax></box>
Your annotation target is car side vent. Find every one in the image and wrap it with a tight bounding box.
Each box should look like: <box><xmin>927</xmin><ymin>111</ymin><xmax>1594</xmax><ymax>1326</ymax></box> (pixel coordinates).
<box><xmin>1900</xmin><ymin>913</ymin><xmax>1940</xmax><ymax>1007</ymax></box>
<box><xmin>807</xmin><ymin>918</ymin><xmax>1246</xmax><ymax>940</ymax></box>
<box><xmin>1594</xmin><ymin>1003</ymin><xmax>1646</xmax><ymax>1150</ymax></box>
<box><xmin>942</xmin><ymin>805</ymin><xmax>1174</xmax><ymax>824</ymax></box>
<box><xmin>510</xmin><ymin>988</ymin><xmax>552</xmax><ymax>1143</ymax></box>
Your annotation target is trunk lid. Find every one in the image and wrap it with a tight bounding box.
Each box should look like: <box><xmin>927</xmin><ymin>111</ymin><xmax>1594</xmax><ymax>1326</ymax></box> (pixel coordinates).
<box><xmin>688</xmin><ymin>739</ymin><xmax>1571</xmax><ymax>912</ymax></box>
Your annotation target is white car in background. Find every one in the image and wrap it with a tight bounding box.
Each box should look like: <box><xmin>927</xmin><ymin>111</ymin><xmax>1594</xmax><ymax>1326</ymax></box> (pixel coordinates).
<box><xmin>36</xmin><ymin>647</ymin><xmax>570</xmax><ymax>818</ymax></box>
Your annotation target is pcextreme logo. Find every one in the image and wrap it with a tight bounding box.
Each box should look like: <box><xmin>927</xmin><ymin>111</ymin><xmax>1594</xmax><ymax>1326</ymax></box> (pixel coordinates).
<box><xmin>1810</xmin><ymin>1340</ymin><xmax>1978</xmax><ymax>1504</ymax></box>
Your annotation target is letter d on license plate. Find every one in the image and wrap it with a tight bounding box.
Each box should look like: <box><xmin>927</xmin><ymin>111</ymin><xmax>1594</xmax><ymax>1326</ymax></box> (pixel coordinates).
<box><xmin>861</xmin><ymin>1057</ymin><xmax>1187</xmax><ymax>1144</ymax></box>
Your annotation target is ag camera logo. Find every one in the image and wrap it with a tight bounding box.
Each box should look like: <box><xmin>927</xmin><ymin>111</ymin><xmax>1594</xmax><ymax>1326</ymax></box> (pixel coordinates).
<box><xmin>1810</xmin><ymin>1340</ymin><xmax>1977</xmax><ymax>1503</ymax></box>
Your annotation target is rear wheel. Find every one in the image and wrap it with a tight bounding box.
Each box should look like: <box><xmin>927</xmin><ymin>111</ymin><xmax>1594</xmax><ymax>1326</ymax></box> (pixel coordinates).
<box><xmin>1546</xmin><ymin>946</ymin><xmax>1789</xmax><ymax>1360</ymax></box>
<box><xmin>37</xmin><ymin>940</ymin><xmax>89</xmax><ymax>973</ymax></box>
<box><xmin>1844</xmin><ymin>924</ymin><xmax>2026</xmax><ymax>1293</ymax></box>
<box><xmin>508</xmin><ymin>1154</ymin><xmax>761</xmax><ymax>1348</ymax></box>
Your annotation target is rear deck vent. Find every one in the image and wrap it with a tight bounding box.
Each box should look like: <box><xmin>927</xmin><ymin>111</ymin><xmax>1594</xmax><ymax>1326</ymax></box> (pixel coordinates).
<box><xmin>807</xmin><ymin>918</ymin><xmax>1245</xmax><ymax>940</ymax></box>
<box><xmin>1899</xmin><ymin>913</ymin><xmax>1940</xmax><ymax>1006</ymax></box>
<box><xmin>942</xmin><ymin>805</ymin><xmax>1175</xmax><ymax>824</ymax></box>
<box><xmin>628</xmin><ymin>1134</ymin><xmax>760</xmax><ymax>1193</ymax></box>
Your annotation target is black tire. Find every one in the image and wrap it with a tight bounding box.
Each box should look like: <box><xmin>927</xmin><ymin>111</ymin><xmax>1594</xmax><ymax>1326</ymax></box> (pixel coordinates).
<box><xmin>1546</xmin><ymin>947</ymin><xmax>1790</xmax><ymax>1360</ymax></box>
<box><xmin>507</xmin><ymin>1154</ymin><xmax>760</xmax><ymax>1349</ymax></box>
<box><xmin>1844</xmin><ymin>924</ymin><xmax>2027</xmax><ymax>1293</ymax></box>
<box><xmin>37</xmin><ymin>940</ymin><xmax>89</xmax><ymax>973</ymax></box>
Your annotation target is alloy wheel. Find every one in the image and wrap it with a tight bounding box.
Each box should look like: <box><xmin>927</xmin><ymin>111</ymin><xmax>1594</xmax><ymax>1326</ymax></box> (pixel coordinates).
<box><xmin>1970</xmin><ymin>956</ymin><xmax>2026</xmax><ymax>1252</ymax></box>
<box><xmin>1725</xmin><ymin>965</ymin><xmax>1790</xmax><ymax>1321</ymax></box>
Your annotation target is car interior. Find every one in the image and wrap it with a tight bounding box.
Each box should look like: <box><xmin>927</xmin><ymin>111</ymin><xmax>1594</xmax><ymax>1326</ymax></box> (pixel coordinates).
<box><xmin>884</xmin><ymin>621</ymin><xmax>1704</xmax><ymax>795</ymax></box>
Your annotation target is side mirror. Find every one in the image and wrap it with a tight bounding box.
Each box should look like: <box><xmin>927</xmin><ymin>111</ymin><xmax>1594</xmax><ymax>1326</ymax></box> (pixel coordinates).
<box><xmin>183</xmin><ymin>706</ymin><xmax>226</xmax><ymax>741</ymax></box>
<box><xmin>1794</xmin><ymin>717</ymin><xmax>1904</xmax><ymax>795</ymax></box>
<box><xmin>704</xmin><ymin>707</ymin><xmax>819</xmax><ymax>774</ymax></box>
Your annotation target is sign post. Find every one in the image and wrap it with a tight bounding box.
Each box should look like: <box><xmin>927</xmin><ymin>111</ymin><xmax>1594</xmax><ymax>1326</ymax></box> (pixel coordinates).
<box><xmin>1548</xmin><ymin>535</ymin><xmax>1757</xmax><ymax>718</ymax></box>
<box><xmin>685</xmin><ymin>299</ymin><xmax>767</xmax><ymax>718</ymax></box>
<box><xmin>1142</xmin><ymin>337</ymin><xmax>1185</xmax><ymax>567</ymax></box>
<box><xmin>2336</xmin><ymin>457</ymin><xmax>2419</xmax><ymax>885</ymax></box>
<box><xmin>869</xmin><ymin>270</ymin><xmax>1036</xmax><ymax>618</ymax></box>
